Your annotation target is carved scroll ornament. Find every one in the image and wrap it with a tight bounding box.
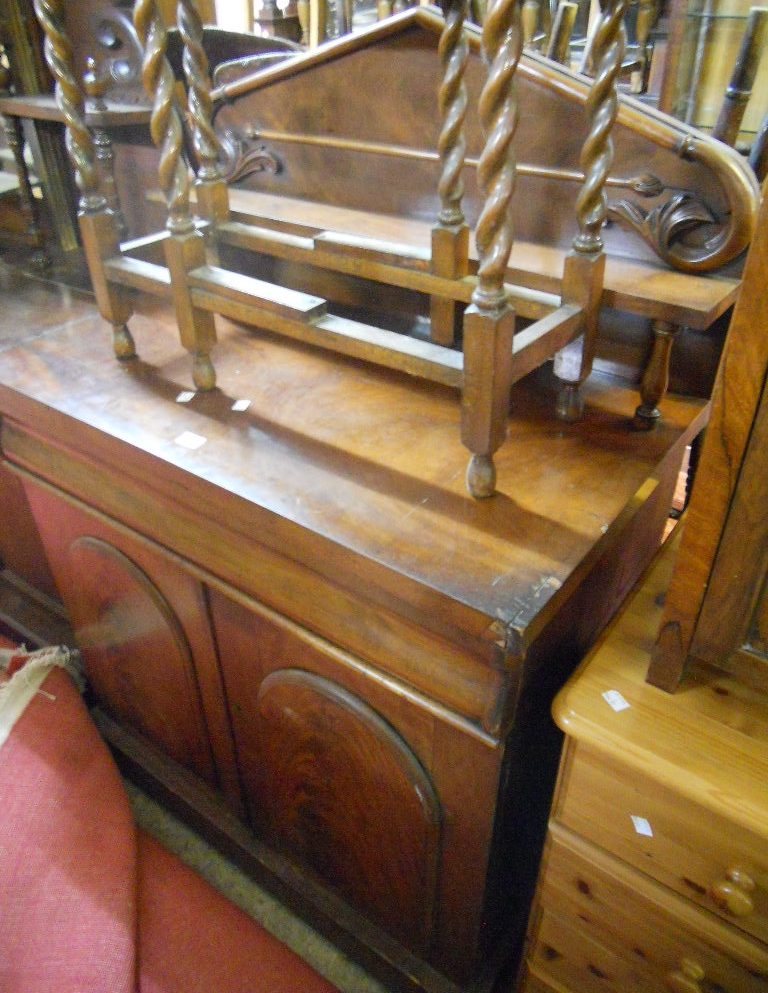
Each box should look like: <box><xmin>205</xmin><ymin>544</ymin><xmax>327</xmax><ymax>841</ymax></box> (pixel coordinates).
<box><xmin>607</xmin><ymin>135</ymin><xmax>759</xmax><ymax>273</ymax></box>
<box><xmin>217</xmin><ymin>128</ymin><xmax>281</xmax><ymax>184</ymax></box>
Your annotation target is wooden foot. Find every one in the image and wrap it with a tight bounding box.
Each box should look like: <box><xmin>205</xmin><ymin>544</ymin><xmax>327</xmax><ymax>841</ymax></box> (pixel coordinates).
<box><xmin>633</xmin><ymin>403</ymin><xmax>661</xmax><ymax>431</ymax></box>
<box><xmin>555</xmin><ymin>380</ymin><xmax>584</xmax><ymax>422</ymax></box>
<box><xmin>466</xmin><ymin>453</ymin><xmax>496</xmax><ymax>498</ymax></box>
<box><xmin>164</xmin><ymin>229</ymin><xmax>218</xmax><ymax>392</ymax></box>
<box><xmin>193</xmin><ymin>351</ymin><xmax>216</xmax><ymax>391</ymax></box>
<box><xmin>79</xmin><ymin>211</ymin><xmax>135</xmax><ymax>359</ymax></box>
<box><xmin>461</xmin><ymin>305</ymin><xmax>514</xmax><ymax>499</ymax></box>
<box><xmin>113</xmin><ymin>322</ymin><xmax>137</xmax><ymax>360</ymax></box>
<box><xmin>632</xmin><ymin>319</ymin><xmax>679</xmax><ymax>432</ymax></box>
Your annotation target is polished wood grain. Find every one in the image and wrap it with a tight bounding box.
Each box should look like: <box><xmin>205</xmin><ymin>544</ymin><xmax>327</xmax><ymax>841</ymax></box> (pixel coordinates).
<box><xmin>690</xmin><ymin>364</ymin><xmax>768</xmax><ymax>685</ymax></box>
<box><xmin>21</xmin><ymin>484</ymin><xmax>235</xmax><ymax>794</ymax></box>
<box><xmin>250</xmin><ymin>670</ymin><xmax>440</xmax><ymax>950</ymax></box>
<box><xmin>207</xmin><ymin>583</ymin><xmax>503</xmax><ymax>975</ymax></box>
<box><xmin>94</xmin><ymin>705</ymin><xmax>465</xmax><ymax>993</ymax></box>
<box><xmin>648</xmin><ymin>181</ymin><xmax>768</xmax><ymax>690</ymax></box>
<box><xmin>0</xmin><ymin>291</ymin><xmax>705</xmax><ymax>703</ymax></box>
<box><xmin>212</xmin><ymin>9</ymin><xmax>758</xmax><ymax>274</ymax></box>
<box><xmin>0</xmin><ymin>462</ymin><xmax>57</xmax><ymax>599</ymax></box>
<box><xmin>0</xmin><ymin>268</ymin><xmax>704</xmax><ymax>989</ymax></box>
<box><xmin>63</xmin><ymin>3</ymin><xmax>750</xmax><ymax>492</ymax></box>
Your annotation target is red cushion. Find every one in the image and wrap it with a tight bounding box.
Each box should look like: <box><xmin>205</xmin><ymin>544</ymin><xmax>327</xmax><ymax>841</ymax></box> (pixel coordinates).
<box><xmin>137</xmin><ymin>831</ymin><xmax>338</xmax><ymax>993</ymax></box>
<box><xmin>0</xmin><ymin>644</ymin><xmax>339</xmax><ymax>993</ymax></box>
<box><xmin>0</xmin><ymin>668</ymin><xmax>138</xmax><ymax>993</ymax></box>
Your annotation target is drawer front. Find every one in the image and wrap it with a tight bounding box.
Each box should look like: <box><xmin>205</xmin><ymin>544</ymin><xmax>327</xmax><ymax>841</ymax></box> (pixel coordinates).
<box><xmin>528</xmin><ymin>825</ymin><xmax>768</xmax><ymax>993</ymax></box>
<box><xmin>558</xmin><ymin>743</ymin><xmax>768</xmax><ymax>944</ymax></box>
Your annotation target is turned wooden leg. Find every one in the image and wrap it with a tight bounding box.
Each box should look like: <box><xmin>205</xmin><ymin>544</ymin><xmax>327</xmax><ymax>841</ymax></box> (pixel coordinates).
<box><xmin>545</xmin><ymin>0</ymin><xmax>577</xmax><ymax>64</ymax></box>
<box><xmin>462</xmin><ymin>304</ymin><xmax>515</xmax><ymax>498</ymax></box>
<box><xmin>3</xmin><ymin>114</ymin><xmax>48</xmax><ymax>266</ymax></box>
<box><xmin>79</xmin><ymin>210</ymin><xmax>136</xmax><ymax>360</ymax></box>
<box><xmin>339</xmin><ymin>0</ymin><xmax>354</xmax><ymax>34</ymax></box>
<box><xmin>92</xmin><ymin>126</ymin><xmax>128</xmax><ymax>240</ymax></box>
<box><xmin>309</xmin><ymin>0</ymin><xmax>329</xmax><ymax>46</ymax></box>
<box><xmin>297</xmin><ymin>0</ymin><xmax>310</xmax><ymax>43</ymax></box>
<box><xmin>633</xmin><ymin>319</ymin><xmax>680</xmax><ymax>430</ymax></box>
<box><xmin>631</xmin><ymin>0</ymin><xmax>655</xmax><ymax>93</ymax></box>
<box><xmin>164</xmin><ymin>228</ymin><xmax>217</xmax><ymax>391</ymax></box>
<box><xmin>553</xmin><ymin>250</ymin><xmax>606</xmax><ymax>422</ymax></box>
<box><xmin>522</xmin><ymin>0</ymin><xmax>541</xmax><ymax>47</ymax></box>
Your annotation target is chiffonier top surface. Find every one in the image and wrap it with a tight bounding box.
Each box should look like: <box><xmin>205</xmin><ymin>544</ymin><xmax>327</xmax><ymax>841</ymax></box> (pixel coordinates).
<box><xmin>553</xmin><ymin>532</ymin><xmax>768</xmax><ymax>840</ymax></box>
<box><xmin>0</xmin><ymin>266</ymin><xmax>705</xmax><ymax>658</ymax></box>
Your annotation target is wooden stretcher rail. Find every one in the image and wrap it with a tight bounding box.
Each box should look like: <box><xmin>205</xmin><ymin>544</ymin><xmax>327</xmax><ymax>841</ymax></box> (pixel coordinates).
<box><xmin>216</xmin><ymin>219</ymin><xmax>561</xmax><ymax>321</ymax></box>
<box><xmin>104</xmin><ymin>256</ymin><xmax>172</xmax><ymax>296</ymax></box>
<box><xmin>189</xmin><ymin>283</ymin><xmax>467</xmax><ymax>387</ymax></box>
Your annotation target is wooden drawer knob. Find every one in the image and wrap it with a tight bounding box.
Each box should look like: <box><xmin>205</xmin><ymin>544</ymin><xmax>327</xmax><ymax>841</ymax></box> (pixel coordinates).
<box><xmin>666</xmin><ymin>958</ymin><xmax>705</xmax><ymax>993</ymax></box>
<box><xmin>710</xmin><ymin>867</ymin><xmax>756</xmax><ymax>917</ymax></box>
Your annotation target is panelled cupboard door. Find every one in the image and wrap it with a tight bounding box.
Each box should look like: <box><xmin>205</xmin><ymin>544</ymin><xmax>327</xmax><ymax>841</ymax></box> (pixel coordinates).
<box><xmin>21</xmin><ymin>479</ymin><xmax>233</xmax><ymax>797</ymax></box>
<box><xmin>209</xmin><ymin>586</ymin><xmax>507</xmax><ymax>983</ymax></box>
<box><xmin>207</xmin><ymin>587</ymin><xmax>444</xmax><ymax>955</ymax></box>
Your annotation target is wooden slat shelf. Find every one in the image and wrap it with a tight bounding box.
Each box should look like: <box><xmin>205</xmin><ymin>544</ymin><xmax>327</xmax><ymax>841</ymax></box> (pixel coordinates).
<box><xmin>0</xmin><ymin>93</ymin><xmax>151</xmax><ymax>128</ymax></box>
<box><xmin>220</xmin><ymin>189</ymin><xmax>741</xmax><ymax>330</ymax></box>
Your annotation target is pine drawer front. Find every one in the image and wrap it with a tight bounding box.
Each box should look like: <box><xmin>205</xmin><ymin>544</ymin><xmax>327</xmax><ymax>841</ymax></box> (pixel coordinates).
<box><xmin>557</xmin><ymin>743</ymin><xmax>768</xmax><ymax>945</ymax></box>
<box><xmin>527</xmin><ymin>825</ymin><xmax>768</xmax><ymax>993</ymax></box>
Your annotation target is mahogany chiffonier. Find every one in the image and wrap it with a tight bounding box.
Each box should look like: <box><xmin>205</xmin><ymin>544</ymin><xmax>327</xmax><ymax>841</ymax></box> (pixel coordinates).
<box><xmin>0</xmin><ymin>274</ymin><xmax>704</xmax><ymax>992</ymax></box>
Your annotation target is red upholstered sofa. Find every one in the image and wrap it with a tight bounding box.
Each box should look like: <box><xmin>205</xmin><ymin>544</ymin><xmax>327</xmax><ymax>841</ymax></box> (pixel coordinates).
<box><xmin>0</xmin><ymin>639</ymin><xmax>339</xmax><ymax>993</ymax></box>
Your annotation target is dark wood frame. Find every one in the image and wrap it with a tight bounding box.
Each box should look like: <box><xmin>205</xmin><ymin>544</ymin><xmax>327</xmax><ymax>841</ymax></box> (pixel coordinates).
<box><xmin>648</xmin><ymin>178</ymin><xmax>768</xmax><ymax>691</ymax></box>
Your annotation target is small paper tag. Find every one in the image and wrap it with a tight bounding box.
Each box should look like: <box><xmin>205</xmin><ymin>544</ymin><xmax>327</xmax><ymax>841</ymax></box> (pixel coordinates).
<box><xmin>232</xmin><ymin>399</ymin><xmax>251</xmax><ymax>412</ymax></box>
<box><xmin>176</xmin><ymin>391</ymin><xmax>196</xmax><ymax>404</ymax></box>
<box><xmin>602</xmin><ymin>689</ymin><xmax>631</xmax><ymax>712</ymax></box>
<box><xmin>631</xmin><ymin>815</ymin><xmax>654</xmax><ymax>838</ymax></box>
<box><xmin>174</xmin><ymin>431</ymin><xmax>207</xmax><ymax>451</ymax></box>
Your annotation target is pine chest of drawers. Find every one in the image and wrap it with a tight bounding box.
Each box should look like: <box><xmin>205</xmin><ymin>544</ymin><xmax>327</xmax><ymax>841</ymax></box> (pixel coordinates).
<box><xmin>519</xmin><ymin>535</ymin><xmax>768</xmax><ymax>993</ymax></box>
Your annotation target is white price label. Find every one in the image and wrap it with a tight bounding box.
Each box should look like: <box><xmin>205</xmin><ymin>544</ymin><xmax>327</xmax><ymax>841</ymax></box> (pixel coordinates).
<box><xmin>631</xmin><ymin>815</ymin><xmax>654</xmax><ymax>838</ymax></box>
<box><xmin>602</xmin><ymin>689</ymin><xmax>631</xmax><ymax>712</ymax></box>
<box><xmin>174</xmin><ymin>431</ymin><xmax>207</xmax><ymax>451</ymax></box>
